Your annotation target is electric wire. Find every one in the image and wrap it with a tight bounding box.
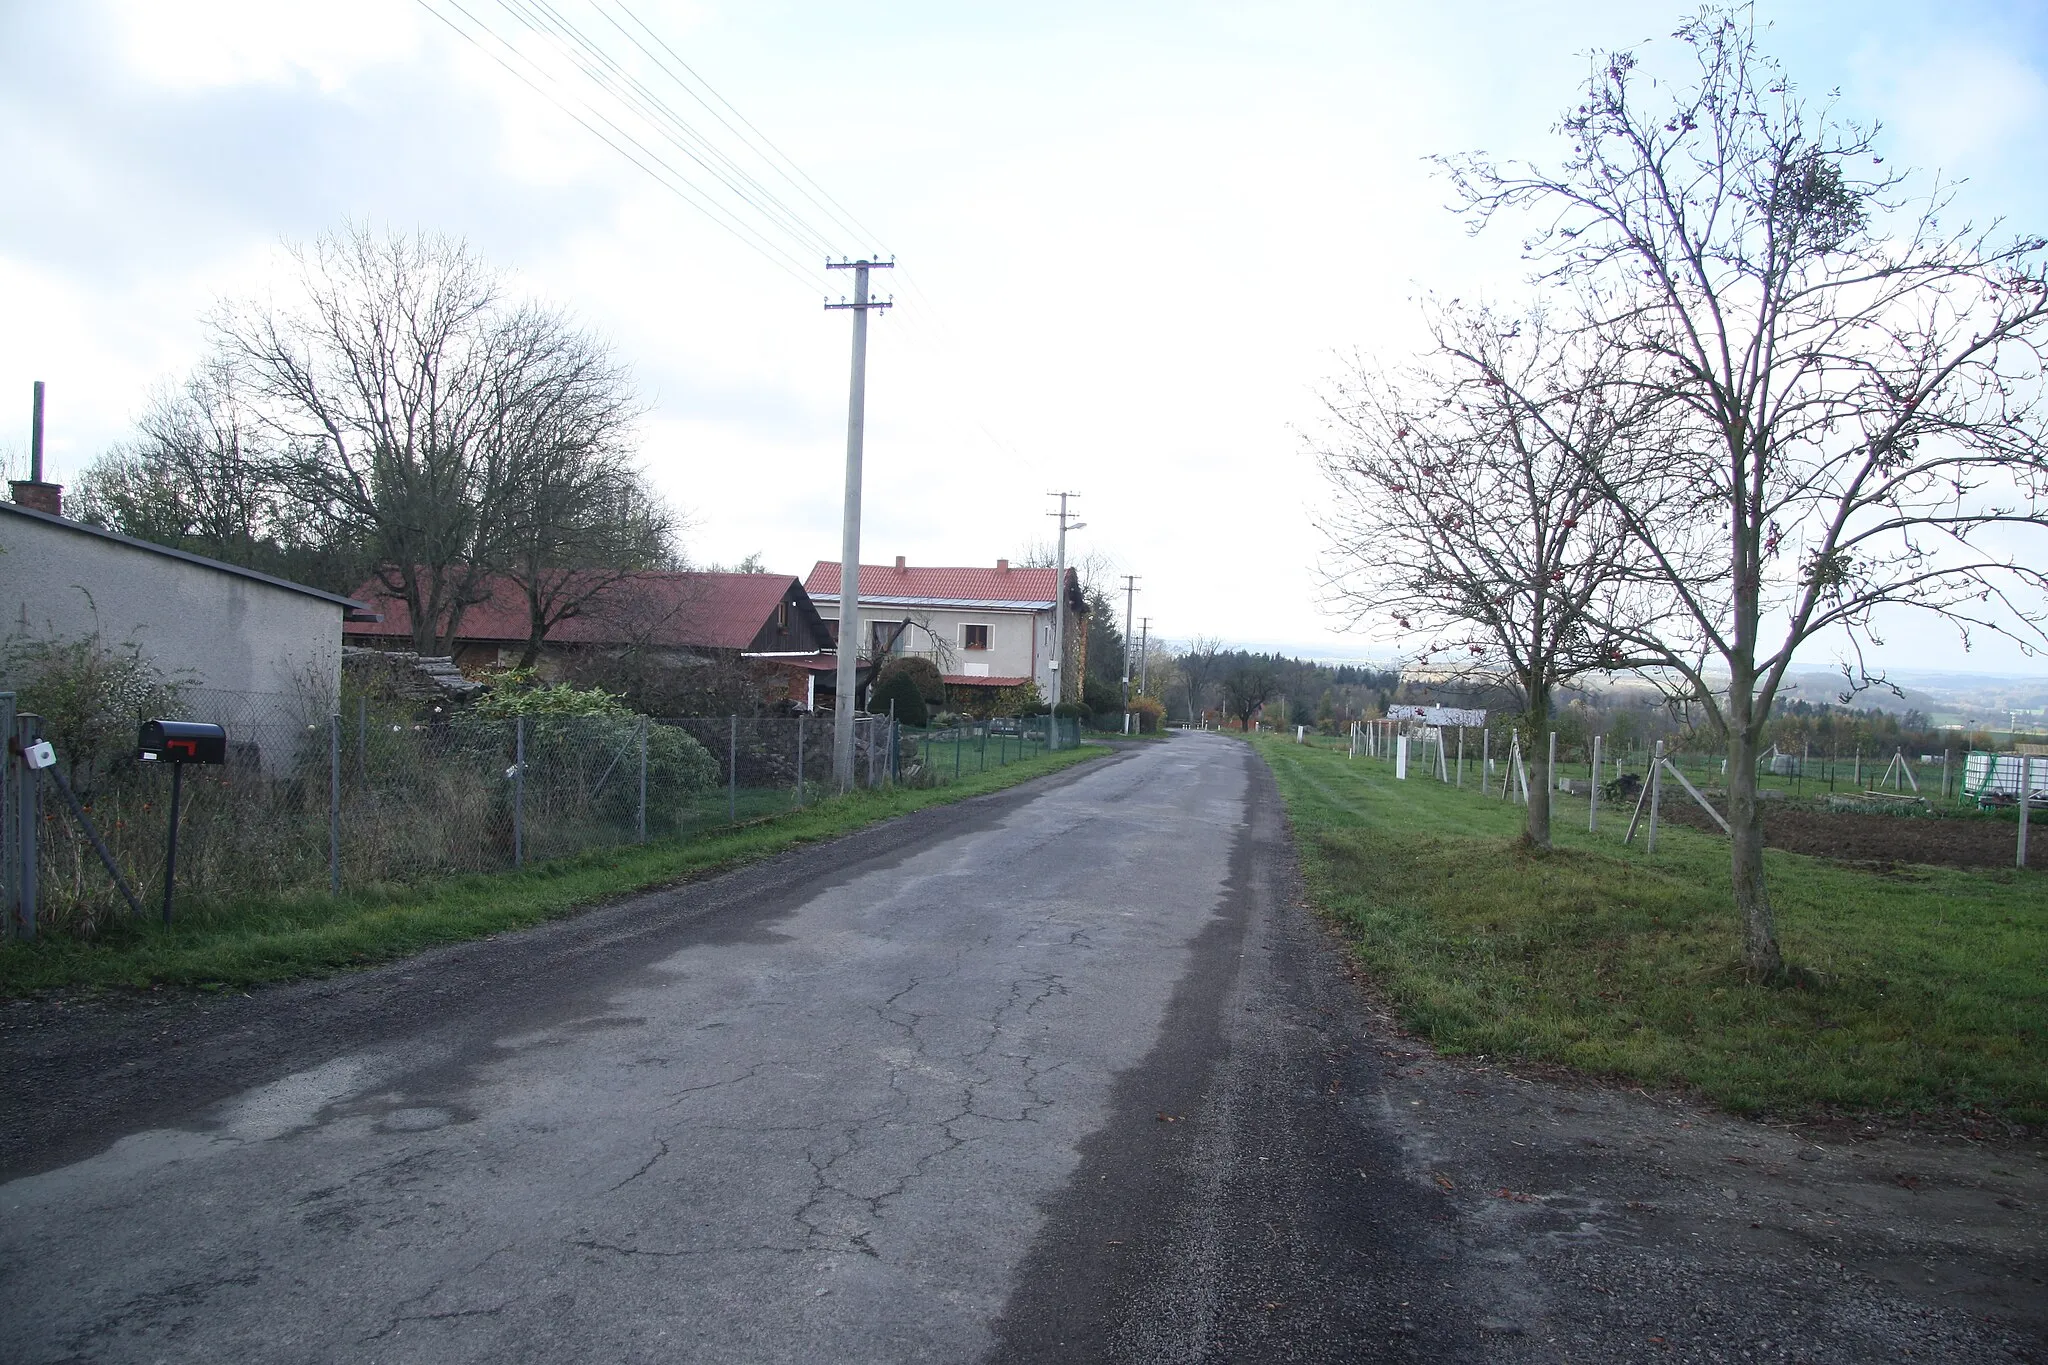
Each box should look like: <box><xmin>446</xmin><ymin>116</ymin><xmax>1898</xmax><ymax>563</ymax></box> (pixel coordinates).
<box><xmin>420</xmin><ymin>0</ymin><xmax>1038</xmax><ymax>474</ymax></box>
<box><xmin>499</xmin><ymin>0</ymin><xmax>844</xmax><ymax>259</ymax></box>
<box><xmin>416</xmin><ymin>0</ymin><xmax>832</xmax><ymax>292</ymax></box>
<box><xmin>603</xmin><ymin>0</ymin><xmax>889</xmax><ymax>253</ymax></box>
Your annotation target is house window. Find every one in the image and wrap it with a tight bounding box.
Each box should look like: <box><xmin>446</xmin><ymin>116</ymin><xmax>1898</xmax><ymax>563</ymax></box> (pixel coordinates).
<box><xmin>962</xmin><ymin>623</ymin><xmax>991</xmax><ymax>651</ymax></box>
<box><xmin>870</xmin><ymin>620</ymin><xmax>898</xmax><ymax>654</ymax></box>
<box><xmin>777</xmin><ymin>601</ymin><xmax>789</xmax><ymax>629</ymax></box>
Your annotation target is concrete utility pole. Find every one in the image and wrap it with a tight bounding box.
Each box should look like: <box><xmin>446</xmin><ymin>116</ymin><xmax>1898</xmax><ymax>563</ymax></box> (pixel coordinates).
<box><xmin>1119</xmin><ymin>574</ymin><xmax>1140</xmax><ymax>732</ymax></box>
<box><xmin>826</xmin><ymin>258</ymin><xmax>893</xmax><ymax>792</ymax></box>
<box><xmin>1047</xmin><ymin>494</ymin><xmax>1084</xmax><ymax>741</ymax></box>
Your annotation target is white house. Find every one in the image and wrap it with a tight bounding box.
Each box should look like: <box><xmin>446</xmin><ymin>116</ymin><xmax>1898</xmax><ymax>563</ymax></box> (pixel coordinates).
<box><xmin>804</xmin><ymin>557</ymin><xmax>1088</xmax><ymax>704</ymax></box>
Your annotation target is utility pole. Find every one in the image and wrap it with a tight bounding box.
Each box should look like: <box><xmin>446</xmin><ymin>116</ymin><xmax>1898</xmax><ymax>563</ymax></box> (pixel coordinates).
<box><xmin>1138</xmin><ymin>617</ymin><xmax>1152</xmax><ymax>698</ymax></box>
<box><xmin>826</xmin><ymin>257</ymin><xmax>893</xmax><ymax>792</ymax></box>
<box><xmin>1119</xmin><ymin>574</ymin><xmax>1140</xmax><ymax>733</ymax></box>
<box><xmin>1047</xmin><ymin>492</ymin><xmax>1084</xmax><ymax>746</ymax></box>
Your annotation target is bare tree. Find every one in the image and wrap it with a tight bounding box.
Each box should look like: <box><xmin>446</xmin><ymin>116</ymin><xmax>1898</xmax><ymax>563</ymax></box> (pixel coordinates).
<box><xmin>1221</xmin><ymin>663</ymin><xmax>1276</xmax><ymax>732</ymax></box>
<box><xmin>502</xmin><ymin>455</ymin><xmax>677</xmax><ymax>667</ymax></box>
<box><xmin>73</xmin><ymin>362</ymin><xmax>283</xmax><ymax>564</ymax></box>
<box><xmin>1442</xmin><ymin>9</ymin><xmax>2048</xmax><ymax>974</ymax></box>
<box><xmin>1314</xmin><ymin>306</ymin><xmax>1674</xmax><ymax>848</ymax></box>
<box><xmin>1174</xmin><ymin>635</ymin><xmax>1227</xmax><ymax>724</ymax></box>
<box><xmin>213</xmin><ymin>226</ymin><xmax>644</xmax><ymax>655</ymax></box>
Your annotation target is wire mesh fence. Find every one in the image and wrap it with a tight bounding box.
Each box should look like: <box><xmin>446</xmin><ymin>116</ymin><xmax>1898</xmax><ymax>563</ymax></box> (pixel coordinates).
<box><xmin>3</xmin><ymin>691</ymin><xmax>1083</xmax><ymax>938</ymax></box>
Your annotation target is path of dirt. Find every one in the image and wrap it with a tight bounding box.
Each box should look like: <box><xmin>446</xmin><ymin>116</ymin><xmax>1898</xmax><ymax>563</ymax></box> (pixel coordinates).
<box><xmin>1658</xmin><ymin>798</ymin><xmax>2032</xmax><ymax>870</ymax></box>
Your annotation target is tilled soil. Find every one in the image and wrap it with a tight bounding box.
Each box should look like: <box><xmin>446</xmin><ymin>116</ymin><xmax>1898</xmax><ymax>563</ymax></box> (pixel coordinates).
<box><xmin>1656</xmin><ymin>798</ymin><xmax>2033</xmax><ymax>870</ymax></box>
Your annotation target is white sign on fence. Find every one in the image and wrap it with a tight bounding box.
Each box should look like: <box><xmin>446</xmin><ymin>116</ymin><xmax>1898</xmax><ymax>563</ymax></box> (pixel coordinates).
<box><xmin>1387</xmin><ymin>705</ymin><xmax>1487</xmax><ymax>728</ymax></box>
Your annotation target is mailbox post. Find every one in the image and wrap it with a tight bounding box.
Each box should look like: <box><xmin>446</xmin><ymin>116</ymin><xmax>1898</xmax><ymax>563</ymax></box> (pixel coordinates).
<box><xmin>139</xmin><ymin>720</ymin><xmax>228</xmax><ymax>926</ymax></box>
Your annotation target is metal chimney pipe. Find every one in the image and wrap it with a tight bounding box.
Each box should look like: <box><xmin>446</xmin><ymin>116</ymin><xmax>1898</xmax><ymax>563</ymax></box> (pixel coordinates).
<box><xmin>31</xmin><ymin>381</ymin><xmax>45</xmax><ymax>483</ymax></box>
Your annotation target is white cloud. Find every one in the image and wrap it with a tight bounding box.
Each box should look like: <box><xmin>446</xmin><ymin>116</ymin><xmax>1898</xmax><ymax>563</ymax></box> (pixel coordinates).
<box><xmin>108</xmin><ymin>0</ymin><xmax>424</xmax><ymax>94</ymax></box>
<box><xmin>3</xmin><ymin>0</ymin><xmax>2044</xmax><ymax>674</ymax></box>
<box><xmin>1852</xmin><ymin>39</ymin><xmax>2048</xmax><ymax>172</ymax></box>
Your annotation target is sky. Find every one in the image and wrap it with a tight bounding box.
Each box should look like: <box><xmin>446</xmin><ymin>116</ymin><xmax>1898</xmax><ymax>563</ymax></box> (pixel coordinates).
<box><xmin>3</xmin><ymin>0</ymin><xmax>2046</xmax><ymax>673</ymax></box>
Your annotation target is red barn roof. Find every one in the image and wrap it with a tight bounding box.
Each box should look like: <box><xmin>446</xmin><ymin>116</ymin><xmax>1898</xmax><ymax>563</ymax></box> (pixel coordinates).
<box><xmin>345</xmin><ymin>571</ymin><xmax>830</xmax><ymax>653</ymax></box>
<box><xmin>805</xmin><ymin>559</ymin><xmax>1079</xmax><ymax>609</ymax></box>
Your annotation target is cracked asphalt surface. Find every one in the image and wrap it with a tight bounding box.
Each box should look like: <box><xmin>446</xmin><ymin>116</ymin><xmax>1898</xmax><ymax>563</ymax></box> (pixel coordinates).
<box><xmin>3</xmin><ymin>733</ymin><xmax>2042</xmax><ymax>1363</ymax></box>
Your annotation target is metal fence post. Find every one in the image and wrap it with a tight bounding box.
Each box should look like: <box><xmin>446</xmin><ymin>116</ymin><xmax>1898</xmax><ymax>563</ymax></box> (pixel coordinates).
<box><xmin>637</xmin><ymin>716</ymin><xmax>648</xmax><ymax>844</ymax></box>
<box><xmin>1</xmin><ymin>692</ymin><xmax>16</xmax><ymax>939</ymax></box>
<box><xmin>161</xmin><ymin>761</ymin><xmax>183</xmax><ymax>927</ymax></box>
<box><xmin>2020</xmin><ymin>756</ymin><xmax>2033</xmax><ymax>870</ymax></box>
<box><xmin>514</xmin><ymin>715</ymin><xmax>525</xmax><ymax>869</ymax></box>
<box><xmin>329</xmin><ymin>713</ymin><xmax>341</xmax><ymax>896</ymax></box>
<box><xmin>728</xmin><ymin>716</ymin><xmax>738</xmax><ymax>822</ymax></box>
<box><xmin>1590</xmin><ymin>734</ymin><xmax>1603</xmax><ymax>832</ymax></box>
<box><xmin>796</xmin><ymin>713</ymin><xmax>807</xmax><ymax>808</ymax></box>
<box><xmin>9</xmin><ymin>707</ymin><xmax>39</xmax><ymax>939</ymax></box>
<box><xmin>1646</xmin><ymin>739</ymin><xmax>1664</xmax><ymax>854</ymax></box>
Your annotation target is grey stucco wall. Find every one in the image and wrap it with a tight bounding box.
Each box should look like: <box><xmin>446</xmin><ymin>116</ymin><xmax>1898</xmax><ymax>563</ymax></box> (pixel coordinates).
<box><xmin>0</xmin><ymin>510</ymin><xmax>344</xmax><ymax>705</ymax></box>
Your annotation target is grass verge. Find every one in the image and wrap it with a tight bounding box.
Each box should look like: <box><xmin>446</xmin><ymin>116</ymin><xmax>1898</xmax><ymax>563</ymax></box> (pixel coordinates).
<box><xmin>0</xmin><ymin>746</ymin><xmax>1105</xmax><ymax>997</ymax></box>
<box><xmin>1252</xmin><ymin>734</ymin><xmax>2048</xmax><ymax>1128</ymax></box>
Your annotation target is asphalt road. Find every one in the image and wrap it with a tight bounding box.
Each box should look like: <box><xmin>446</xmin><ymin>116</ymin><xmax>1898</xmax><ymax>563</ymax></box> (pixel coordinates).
<box><xmin>2</xmin><ymin>734</ymin><xmax>2041</xmax><ymax>1363</ymax></box>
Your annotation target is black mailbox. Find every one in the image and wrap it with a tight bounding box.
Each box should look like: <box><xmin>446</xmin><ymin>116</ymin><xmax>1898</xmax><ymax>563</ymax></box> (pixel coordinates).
<box><xmin>138</xmin><ymin>720</ymin><xmax>228</xmax><ymax>765</ymax></box>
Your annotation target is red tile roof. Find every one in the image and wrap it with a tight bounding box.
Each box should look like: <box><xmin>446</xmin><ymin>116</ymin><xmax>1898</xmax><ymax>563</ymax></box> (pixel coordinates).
<box><xmin>345</xmin><ymin>571</ymin><xmax>825</xmax><ymax>652</ymax></box>
<box><xmin>805</xmin><ymin>561</ymin><xmax>1069</xmax><ymax>606</ymax></box>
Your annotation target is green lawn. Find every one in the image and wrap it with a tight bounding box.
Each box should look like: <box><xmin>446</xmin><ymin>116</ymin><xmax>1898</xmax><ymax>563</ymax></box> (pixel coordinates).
<box><xmin>0</xmin><ymin>745</ymin><xmax>1105</xmax><ymax>996</ymax></box>
<box><xmin>1253</xmin><ymin>734</ymin><xmax>2048</xmax><ymax>1126</ymax></box>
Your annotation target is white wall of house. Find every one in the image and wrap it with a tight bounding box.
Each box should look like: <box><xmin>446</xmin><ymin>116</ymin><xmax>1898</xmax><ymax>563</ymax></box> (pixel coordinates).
<box><xmin>818</xmin><ymin>602</ymin><xmax>1055</xmax><ymax>694</ymax></box>
<box><xmin>0</xmin><ymin>504</ymin><xmax>352</xmax><ymax>706</ymax></box>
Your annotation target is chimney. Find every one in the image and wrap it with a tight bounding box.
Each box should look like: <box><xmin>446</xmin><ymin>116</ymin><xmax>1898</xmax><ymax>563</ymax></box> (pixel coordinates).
<box><xmin>10</xmin><ymin>480</ymin><xmax>62</xmax><ymax>516</ymax></box>
<box><xmin>10</xmin><ymin>380</ymin><xmax>62</xmax><ymax>516</ymax></box>
<box><xmin>894</xmin><ymin>555</ymin><xmax>906</xmax><ymax>573</ymax></box>
<box><xmin>996</xmin><ymin>558</ymin><xmax>1009</xmax><ymax>572</ymax></box>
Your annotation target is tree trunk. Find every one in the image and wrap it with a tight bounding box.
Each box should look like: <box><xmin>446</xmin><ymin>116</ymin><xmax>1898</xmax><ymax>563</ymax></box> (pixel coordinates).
<box><xmin>1726</xmin><ymin>724</ymin><xmax>1785</xmax><ymax>980</ymax></box>
<box><xmin>1522</xmin><ymin>688</ymin><xmax>1553</xmax><ymax>850</ymax></box>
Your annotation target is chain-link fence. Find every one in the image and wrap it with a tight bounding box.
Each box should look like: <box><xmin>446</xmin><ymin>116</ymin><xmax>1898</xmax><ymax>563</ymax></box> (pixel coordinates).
<box><xmin>3</xmin><ymin>691</ymin><xmax>1083</xmax><ymax>939</ymax></box>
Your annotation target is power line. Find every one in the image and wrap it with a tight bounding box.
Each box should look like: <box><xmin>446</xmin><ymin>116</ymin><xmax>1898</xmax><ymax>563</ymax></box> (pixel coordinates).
<box><xmin>603</xmin><ymin>0</ymin><xmax>887</xmax><ymax>251</ymax></box>
<box><xmin>416</xmin><ymin>0</ymin><xmax>832</xmax><ymax>292</ymax></box>
<box><xmin>499</xmin><ymin>0</ymin><xmax>844</xmax><ymax>257</ymax></box>
<box><xmin>420</xmin><ymin>0</ymin><xmax>1059</xmax><ymax>483</ymax></box>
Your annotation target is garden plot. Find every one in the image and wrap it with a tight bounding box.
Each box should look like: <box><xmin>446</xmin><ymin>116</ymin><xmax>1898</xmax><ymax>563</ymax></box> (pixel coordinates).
<box><xmin>1658</xmin><ymin>801</ymin><xmax>2034</xmax><ymax>871</ymax></box>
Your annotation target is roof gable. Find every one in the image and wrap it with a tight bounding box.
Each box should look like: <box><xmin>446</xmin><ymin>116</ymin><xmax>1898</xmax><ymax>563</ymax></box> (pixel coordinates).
<box><xmin>0</xmin><ymin>501</ymin><xmax>376</xmax><ymax>619</ymax></box>
<box><xmin>346</xmin><ymin>570</ymin><xmax>830</xmax><ymax>653</ymax></box>
<box><xmin>804</xmin><ymin>561</ymin><xmax>1074</xmax><ymax>608</ymax></box>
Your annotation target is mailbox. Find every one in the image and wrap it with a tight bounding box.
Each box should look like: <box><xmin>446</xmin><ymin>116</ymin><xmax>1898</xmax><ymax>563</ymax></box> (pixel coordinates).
<box><xmin>138</xmin><ymin>720</ymin><xmax>228</xmax><ymax>765</ymax></box>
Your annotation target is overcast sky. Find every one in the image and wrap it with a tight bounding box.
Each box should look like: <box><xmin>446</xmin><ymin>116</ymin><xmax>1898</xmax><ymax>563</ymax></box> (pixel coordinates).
<box><xmin>4</xmin><ymin>1</ymin><xmax>2045</xmax><ymax>672</ymax></box>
